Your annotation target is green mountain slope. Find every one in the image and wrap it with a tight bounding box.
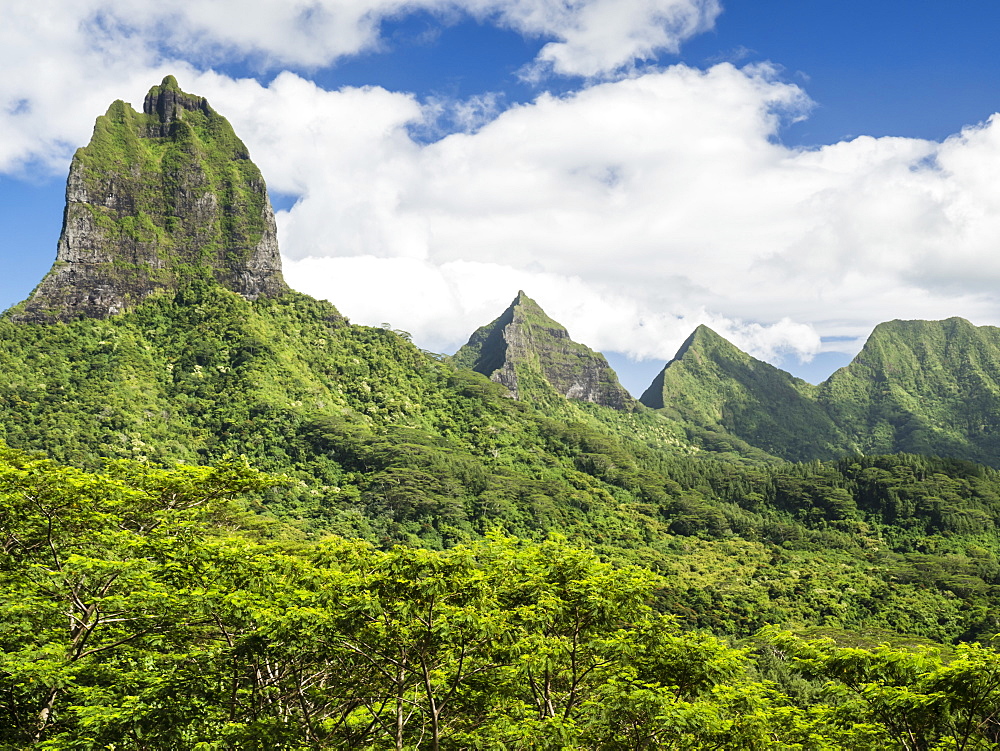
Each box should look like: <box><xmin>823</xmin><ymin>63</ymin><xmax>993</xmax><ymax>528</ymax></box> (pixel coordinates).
<box><xmin>0</xmin><ymin>281</ymin><xmax>629</xmax><ymax>545</ymax></box>
<box><xmin>640</xmin><ymin>318</ymin><xmax>1000</xmax><ymax>467</ymax></box>
<box><xmin>5</xmin><ymin>77</ymin><xmax>1000</xmax><ymax>667</ymax></box>
<box><xmin>453</xmin><ymin>291</ymin><xmax>634</xmax><ymax>410</ymax></box>
<box><xmin>819</xmin><ymin>317</ymin><xmax>1000</xmax><ymax>463</ymax></box>
<box><xmin>639</xmin><ymin>325</ymin><xmax>851</xmax><ymax>461</ymax></box>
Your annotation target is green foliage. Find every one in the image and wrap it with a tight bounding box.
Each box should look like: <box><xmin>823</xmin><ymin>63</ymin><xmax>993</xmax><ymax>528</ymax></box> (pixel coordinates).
<box><xmin>5</xmin><ymin>449</ymin><xmax>995</xmax><ymax>749</ymax></box>
<box><xmin>644</xmin><ymin>318</ymin><xmax>1000</xmax><ymax>468</ymax></box>
<box><xmin>764</xmin><ymin>630</ymin><xmax>1000</xmax><ymax>750</ymax></box>
<box><xmin>5</xmin><ymin>449</ymin><xmax>979</xmax><ymax>749</ymax></box>
<box><xmin>4</xmin><ymin>278</ymin><xmax>1000</xmax><ymax>649</ymax></box>
<box><xmin>0</xmin><ymin>451</ymin><xmax>743</xmax><ymax>748</ymax></box>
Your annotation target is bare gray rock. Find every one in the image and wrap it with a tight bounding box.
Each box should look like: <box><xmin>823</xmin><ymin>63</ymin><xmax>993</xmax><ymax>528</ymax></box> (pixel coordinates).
<box><xmin>453</xmin><ymin>291</ymin><xmax>634</xmax><ymax>410</ymax></box>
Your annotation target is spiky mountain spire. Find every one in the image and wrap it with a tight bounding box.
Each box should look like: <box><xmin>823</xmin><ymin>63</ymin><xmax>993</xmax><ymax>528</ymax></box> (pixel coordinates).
<box><xmin>454</xmin><ymin>291</ymin><xmax>634</xmax><ymax>410</ymax></box>
<box><xmin>12</xmin><ymin>76</ymin><xmax>287</xmax><ymax>322</ymax></box>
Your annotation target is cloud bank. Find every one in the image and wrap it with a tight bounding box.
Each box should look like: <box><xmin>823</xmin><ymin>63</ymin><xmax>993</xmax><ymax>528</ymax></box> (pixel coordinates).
<box><xmin>219</xmin><ymin>65</ymin><xmax>1000</xmax><ymax>363</ymax></box>
<box><xmin>4</xmin><ymin>0</ymin><xmax>1000</xmax><ymax>369</ymax></box>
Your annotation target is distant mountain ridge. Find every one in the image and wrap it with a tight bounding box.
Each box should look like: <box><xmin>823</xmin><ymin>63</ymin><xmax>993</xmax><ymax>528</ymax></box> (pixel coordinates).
<box><xmin>818</xmin><ymin>317</ymin><xmax>1000</xmax><ymax>463</ymax></box>
<box><xmin>640</xmin><ymin>317</ymin><xmax>1000</xmax><ymax>466</ymax></box>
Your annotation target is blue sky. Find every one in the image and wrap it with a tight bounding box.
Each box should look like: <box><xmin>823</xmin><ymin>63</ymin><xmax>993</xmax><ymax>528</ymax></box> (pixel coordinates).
<box><xmin>5</xmin><ymin>0</ymin><xmax>1000</xmax><ymax>392</ymax></box>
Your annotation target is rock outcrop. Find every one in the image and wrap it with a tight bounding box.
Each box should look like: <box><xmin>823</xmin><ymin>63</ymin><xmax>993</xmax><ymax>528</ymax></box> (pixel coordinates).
<box><xmin>11</xmin><ymin>76</ymin><xmax>287</xmax><ymax>322</ymax></box>
<box><xmin>453</xmin><ymin>291</ymin><xmax>634</xmax><ymax>410</ymax></box>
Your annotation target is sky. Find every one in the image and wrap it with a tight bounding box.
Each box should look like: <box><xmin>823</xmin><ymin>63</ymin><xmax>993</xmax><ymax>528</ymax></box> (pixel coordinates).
<box><xmin>5</xmin><ymin>1</ymin><xmax>1000</xmax><ymax>394</ymax></box>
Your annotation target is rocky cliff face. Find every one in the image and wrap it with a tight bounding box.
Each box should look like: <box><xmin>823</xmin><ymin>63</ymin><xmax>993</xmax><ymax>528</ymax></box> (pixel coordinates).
<box><xmin>453</xmin><ymin>291</ymin><xmax>634</xmax><ymax>410</ymax></box>
<box><xmin>11</xmin><ymin>76</ymin><xmax>287</xmax><ymax>322</ymax></box>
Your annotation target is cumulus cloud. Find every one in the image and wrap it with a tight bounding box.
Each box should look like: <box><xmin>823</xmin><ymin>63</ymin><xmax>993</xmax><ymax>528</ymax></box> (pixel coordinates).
<box><xmin>530</xmin><ymin>0</ymin><xmax>721</xmax><ymax>77</ymax></box>
<box><xmin>282</xmin><ymin>255</ymin><xmax>821</xmax><ymax>363</ymax></box>
<box><xmin>7</xmin><ymin>0</ymin><xmax>1000</xmax><ymax>376</ymax></box>
<box><xmin>209</xmin><ymin>62</ymin><xmax>1000</xmax><ymax>367</ymax></box>
<box><xmin>0</xmin><ymin>0</ymin><xmax>718</xmax><ymax>171</ymax></box>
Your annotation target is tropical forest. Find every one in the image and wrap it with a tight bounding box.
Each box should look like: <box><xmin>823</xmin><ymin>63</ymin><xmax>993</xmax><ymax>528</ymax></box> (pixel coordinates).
<box><xmin>2</xmin><ymin>76</ymin><xmax>1000</xmax><ymax>749</ymax></box>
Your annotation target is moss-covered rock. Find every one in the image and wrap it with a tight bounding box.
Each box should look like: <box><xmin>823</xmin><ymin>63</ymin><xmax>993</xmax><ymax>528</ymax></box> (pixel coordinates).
<box><xmin>10</xmin><ymin>76</ymin><xmax>287</xmax><ymax>322</ymax></box>
<box><xmin>453</xmin><ymin>291</ymin><xmax>635</xmax><ymax>410</ymax></box>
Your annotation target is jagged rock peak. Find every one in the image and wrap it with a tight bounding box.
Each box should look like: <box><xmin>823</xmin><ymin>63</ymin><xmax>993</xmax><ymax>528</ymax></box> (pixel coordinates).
<box><xmin>453</xmin><ymin>292</ymin><xmax>634</xmax><ymax>410</ymax></box>
<box><xmin>142</xmin><ymin>75</ymin><xmax>213</xmax><ymax>133</ymax></box>
<box><xmin>10</xmin><ymin>76</ymin><xmax>288</xmax><ymax>323</ymax></box>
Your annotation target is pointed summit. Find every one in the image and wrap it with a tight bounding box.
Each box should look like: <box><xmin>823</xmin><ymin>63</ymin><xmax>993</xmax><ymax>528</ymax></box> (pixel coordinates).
<box><xmin>11</xmin><ymin>77</ymin><xmax>287</xmax><ymax>322</ymax></box>
<box><xmin>638</xmin><ymin>325</ymin><xmax>720</xmax><ymax>410</ymax></box>
<box><xmin>453</xmin><ymin>292</ymin><xmax>633</xmax><ymax>409</ymax></box>
<box><xmin>641</xmin><ymin>325</ymin><xmax>848</xmax><ymax>461</ymax></box>
<box><xmin>819</xmin><ymin>317</ymin><xmax>1000</xmax><ymax>460</ymax></box>
<box><xmin>142</xmin><ymin>75</ymin><xmax>213</xmax><ymax>132</ymax></box>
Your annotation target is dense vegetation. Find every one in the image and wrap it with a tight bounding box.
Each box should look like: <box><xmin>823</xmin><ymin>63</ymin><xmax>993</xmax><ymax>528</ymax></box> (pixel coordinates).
<box><xmin>3</xmin><ymin>448</ymin><xmax>1000</xmax><ymax>749</ymax></box>
<box><xmin>2</xmin><ymin>282</ymin><xmax>1000</xmax><ymax>746</ymax></box>
<box><xmin>8</xmin><ymin>75</ymin><xmax>1000</xmax><ymax>749</ymax></box>
<box><xmin>2</xmin><ymin>280</ymin><xmax>1000</xmax><ymax>651</ymax></box>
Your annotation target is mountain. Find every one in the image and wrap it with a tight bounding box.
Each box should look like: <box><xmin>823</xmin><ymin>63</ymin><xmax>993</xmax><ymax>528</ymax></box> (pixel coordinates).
<box><xmin>10</xmin><ymin>76</ymin><xmax>286</xmax><ymax>323</ymax></box>
<box><xmin>640</xmin><ymin>317</ymin><xmax>1000</xmax><ymax>466</ymax></box>
<box><xmin>639</xmin><ymin>325</ymin><xmax>850</xmax><ymax>461</ymax></box>
<box><xmin>5</xmin><ymin>82</ymin><xmax>1000</xmax><ymax>749</ymax></box>
<box><xmin>0</xmin><ymin>80</ymin><xmax>700</xmax><ymax>549</ymax></box>
<box><xmin>819</xmin><ymin>317</ymin><xmax>1000</xmax><ymax>463</ymax></box>
<box><xmin>452</xmin><ymin>291</ymin><xmax>634</xmax><ymax>410</ymax></box>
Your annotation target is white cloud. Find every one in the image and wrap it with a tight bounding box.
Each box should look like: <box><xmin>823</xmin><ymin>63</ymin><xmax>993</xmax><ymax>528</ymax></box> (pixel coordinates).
<box><xmin>228</xmin><ymin>62</ymin><xmax>1000</xmax><ymax>368</ymax></box>
<box><xmin>538</xmin><ymin>0</ymin><xmax>721</xmax><ymax>78</ymax></box>
<box><xmin>282</xmin><ymin>254</ymin><xmax>819</xmax><ymax>363</ymax></box>
<box><xmin>7</xmin><ymin>1</ymin><xmax>1000</xmax><ymax>378</ymax></box>
<box><xmin>0</xmin><ymin>0</ymin><xmax>717</xmax><ymax>169</ymax></box>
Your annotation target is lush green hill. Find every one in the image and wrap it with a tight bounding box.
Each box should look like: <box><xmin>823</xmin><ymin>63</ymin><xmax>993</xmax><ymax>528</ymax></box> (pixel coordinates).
<box><xmin>640</xmin><ymin>325</ymin><xmax>851</xmax><ymax>461</ymax></box>
<box><xmin>641</xmin><ymin>318</ymin><xmax>1000</xmax><ymax>467</ymax></box>
<box><xmin>820</xmin><ymin>317</ymin><xmax>1000</xmax><ymax>462</ymax></box>
<box><xmin>0</xmin><ymin>279</ymin><xmax>680</xmax><ymax>546</ymax></box>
